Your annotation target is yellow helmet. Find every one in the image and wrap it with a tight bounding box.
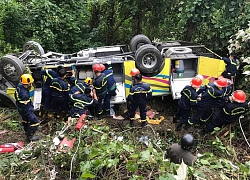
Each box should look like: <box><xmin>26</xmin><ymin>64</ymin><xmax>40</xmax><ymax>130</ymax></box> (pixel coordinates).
<box><xmin>20</xmin><ymin>74</ymin><xmax>34</xmax><ymax>84</ymax></box>
<box><xmin>84</xmin><ymin>77</ymin><xmax>93</xmax><ymax>85</ymax></box>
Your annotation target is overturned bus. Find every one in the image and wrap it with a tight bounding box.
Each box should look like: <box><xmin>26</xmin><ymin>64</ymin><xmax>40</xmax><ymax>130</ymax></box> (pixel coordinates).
<box><xmin>0</xmin><ymin>34</ymin><xmax>225</xmax><ymax>109</ymax></box>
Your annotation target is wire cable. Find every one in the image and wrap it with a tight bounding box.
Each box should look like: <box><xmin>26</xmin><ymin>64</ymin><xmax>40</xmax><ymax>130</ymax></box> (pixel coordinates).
<box><xmin>239</xmin><ymin>116</ymin><xmax>250</xmax><ymax>148</ymax></box>
<box><xmin>69</xmin><ymin>128</ymin><xmax>82</xmax><ymax>180</ymax></box>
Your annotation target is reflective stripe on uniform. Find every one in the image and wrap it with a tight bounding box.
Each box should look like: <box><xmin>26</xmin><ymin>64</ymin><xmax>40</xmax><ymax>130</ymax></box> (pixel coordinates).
<box><xmin>231</xmin><ymin>107</ymin><xmax>246</xmax><ymax>115</ymax></box>
<box><xmin>183</xmin><ymin>89</ymin><xmax>197</xmax><ymax>102</ymax></box>
<box><xmin>74</xmin><ymin>102</ymin><xmax>85</xmax><ymax>109</ymax></box>
<box><xmin>46</xmin><ymin>70</ymin><xmax>53</xmax><ymax>79</ymax></box>
<box><xmin>223</xmin><ymin>108</ymin><xmax>230</xmax><ymax>115</ymax></box>
<box><xmin>30</xmin><ymin>122</ymin><xmax>40</xmax><ymax>127</ymax></box>
<box><xmin>50</xmin><ymin>82</ymin><xmax>70</xmax><ymax>91</ymax></box>
<box><xmin>129</xmin><ymin>89</ymin><xmax>152</xmax><ymax>95</ymax></box>
<box><xmin>188</xmin><ymin>119</ymin><xmax>193</xmax><ymax>125</ymax></box>
<box><xmin>15</xmin><ymin>89</ymin><xmax>30</xmax><ymax>104</ymax></box>
<box><xmin>70</xmin><ymin>95</ymin><xmax>93</xmax><ymax>105</ymax></box>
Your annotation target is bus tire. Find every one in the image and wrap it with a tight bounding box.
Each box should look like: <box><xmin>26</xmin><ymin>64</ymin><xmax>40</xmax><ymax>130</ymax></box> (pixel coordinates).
<box><xmin>23</xmin><ymin>41</ymin><xmax>45</xmax><ymax>55</ymax></box>
<box><xmin>0</xmin><ymin>55</ymin><xmax>25</xmax><ymax>82</ymax></box>
<box><xmin>135</xmin><ymin>44</ymin><xmax>162</xmax><ymax>74</ymax></box>
<box><xmin>130</xmin><ymin>34</ymin><xmax>151</xmax><ymax>52</ymax></box>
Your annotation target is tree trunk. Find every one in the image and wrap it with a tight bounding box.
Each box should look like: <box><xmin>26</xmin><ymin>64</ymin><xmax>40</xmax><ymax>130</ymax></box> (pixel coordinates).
<box><xmin>184</xmin><ymin>20</ymin><xmax>195</xmax><ymax>42</ymax></box>
<box><xmin>105</xmin><ymin>2</ymin><xmax>115</xmax><ymax>45</ymax></box>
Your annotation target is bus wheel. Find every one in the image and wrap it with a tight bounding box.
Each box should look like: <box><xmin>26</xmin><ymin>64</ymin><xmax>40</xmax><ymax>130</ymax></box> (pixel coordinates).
<box><xmin>0</xmin><ymin>55</ymin><xmax>25</xmax><ymax>82</ymax></box>
<box><xmin>130</xmin><ymin>34</ymin><xmax>151</xmax><ymax>52</ymax></box>
<box><xmin>135</xmin><ymin>44</ymin><xmax>162</xmax><ymax>75</ymax></box>
<box><xmin>23</xmin><ymin>41</ymin><xmax>45</xmax><ymax>55</ymax></box>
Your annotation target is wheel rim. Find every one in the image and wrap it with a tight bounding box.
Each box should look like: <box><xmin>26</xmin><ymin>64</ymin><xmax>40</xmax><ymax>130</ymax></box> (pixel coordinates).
<box><xmin>142</xmin><ymin>53</ymin><xmax>157</xmax><ymax>68</ymax></box>
<box><xmin>3</xmin><ymin>63</ymin><xmax>18</xmax><ymax>78</ymax></box>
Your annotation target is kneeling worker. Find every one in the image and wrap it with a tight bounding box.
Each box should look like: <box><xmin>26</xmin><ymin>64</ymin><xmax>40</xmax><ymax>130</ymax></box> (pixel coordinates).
<box><xmin>69</xmin><ymin>87</ymin><xmax>98</xmax><ymax>117</ymax></box>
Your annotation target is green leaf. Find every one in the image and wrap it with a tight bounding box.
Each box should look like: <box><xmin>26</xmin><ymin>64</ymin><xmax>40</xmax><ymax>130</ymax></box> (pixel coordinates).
<box><xmin>200</xmin><ymin>159</ymin><xmax>210</xmax><ymax>165</ymax></box>
<box><xmin>126</xmin><ymin>160</ymin><xmax>138</xmax><ymax>173</ymax></box>
<box><xmin>107</xmin><ymin>158</ymin><xmax>119</xmax><ymax>168</ymax></box>
<box><xmin>240</xmin><ymin>164</ymin><xmax>249</xmax><ymax>173</ymax></box>
<box><xmin>81</xmin><ymin>173</ymin><xmax>96</xmax><ymax>178</ymax></box>
<box><xmin>130</xmin><ymin>153</ymin><xmax>139</xmax><ymax>159</ymax></box>
<box><xmin>140</xmin><ymin>150</ymin><xmax>150</xmax><ymax>161</ymax></box>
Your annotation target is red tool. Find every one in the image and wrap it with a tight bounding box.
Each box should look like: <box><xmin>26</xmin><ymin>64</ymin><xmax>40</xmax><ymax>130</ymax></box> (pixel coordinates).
<box><xmin>0</xmin><ymin>142</ymin><xmax>23</xmax><ymax>150</ymax></box>
<box><xmin>0</xmin><ymin>147</ymin><xmax>15</xmax><ymax>153</ymax></box>
<box><xmin>75</xmin><ymin>112</ymin><xmax>87</xmax><ymax>130</ymax></box>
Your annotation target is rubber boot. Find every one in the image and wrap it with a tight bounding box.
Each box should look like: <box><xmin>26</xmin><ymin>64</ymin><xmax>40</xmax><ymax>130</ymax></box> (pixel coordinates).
<box><xmin>27</xmin><ymin>127</ymin><xmax>39</xmax><ymax>142</ymax></box>
<box><xmin>129</xmin><ymin>120</ymin><xmax>134</xmax><ymax>127</ymax></box>
<box><xmin>141</xmin><ymin>121</ymin><xmax>148</xmax><ymax>127</ymax></box>
<box><xmin>103</xmin><ymin>110</ymin><xmax>110</xmax><ymax>117</ymax></box>
<box><xmin>28</xmin><ymin>135</ymin><xmax>40</xmax><ymax>141</ymax></box>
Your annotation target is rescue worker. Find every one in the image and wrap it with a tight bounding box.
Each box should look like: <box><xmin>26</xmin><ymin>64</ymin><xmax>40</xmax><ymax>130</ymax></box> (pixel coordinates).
<box><xmin>200</xmin><ymin>90</ymin><xmax>250</xmax><ymax>134</ymax></box>
<box><xmin>50</xmin><ymin>68</ymin><xmax>70</xmax><ymax>119</ymax></box>
<box><xmin>69</xmin><ymin>65</ymin><xmax>92</xmax><ymax>95</ymax></box>
<box><xmin>184</xmin><ymin>77</ymin><xmax>228</xmax><ymax>130</ymax></box>
<box><xmin>92</xmin><ymin>64</ymin><xmax>107</xmax><ymax>118</ymax></box>
<box><xmin>130</xmin><ymin>68</ymin><xmax>140</xmax><ymax>87</ymax></box>
<box><xmin>15</xmin><ymin>74</ymin><xmax>40</xmax><ymax>141</ymax></box>
<box><xmin>102</xmin><ymin>61</ymin><xmax>117</xmax><ymax>117</ymax></box>
<box><xmin>174</xmin><ymin>77</ymin><xmax>202</xmax><ymax>131</ymax></box>
<box><xmin>69</xmin><ymin>77</ymin><xmax>92</xmax><ymax>95</ymax></box>
<box><xmin>128</xmin><ymin>74</ymin><xmax>152</xmax><ymax>127</ymax></box>
<box><xmin>39</xmin><ymin>66</ymin><xmax>63</xmax><ymax>117</ymax></box>
<box><xmin>125</xmin><ymin>68</ymin><xmax>141</xmax><ymax>118</ymax></box>
<box><xmin>221</xmin><ymin>53</ymin><xmax>237</xmax><ymax>83</ymax></box>
<box><xmin>213</xmin><ymin>78</ymin><xmax>233</xmax><ymax>121</ymax></box>
<box><xmin>69</xmin><ymin>87</ymin><xmax>98</xmax><ymax>117</ymax></box>
<box><xmin>166</xmin><ymin>134</ymin><xmax>197</xmax><ymax>166</ymax></box>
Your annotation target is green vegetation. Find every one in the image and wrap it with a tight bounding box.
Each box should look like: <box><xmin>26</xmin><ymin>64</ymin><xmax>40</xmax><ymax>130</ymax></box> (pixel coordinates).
<box><xmin>0</xmin><ymin>1</ymin><xmax>250</xmax><ymax>179</ymax></box>
<box><xmin>0</xmin><ymin>0</ymin><xmax>250</xmax><ymax>55</ymax></box>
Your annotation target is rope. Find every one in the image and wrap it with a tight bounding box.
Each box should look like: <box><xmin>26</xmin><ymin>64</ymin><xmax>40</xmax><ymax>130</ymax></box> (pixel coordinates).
<box><xmin>204</xmin><ymin>47</ymin><xmax>222</xmax><ymax>59</ymax></box>
<box><xmin>143</xmin><ymin>125</ymin><xmax>166</xmax><ymax>161</ymax></box>
<box><xmin>69</xmin><ymin>128</ymin><xmax>82</xmax><ymax>180</ymax></box>
<box><xmin>239</xmin><ymin>116</ymin><xmax>250</xmax><ymax>148</ymax></box>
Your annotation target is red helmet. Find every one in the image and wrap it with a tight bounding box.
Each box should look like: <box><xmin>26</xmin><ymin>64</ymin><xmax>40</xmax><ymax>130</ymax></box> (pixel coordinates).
<box><xmin>214</xmin><ymin>78</ymin><xmax>228</xmax><ymax>87</ymax></box>
<box><xmin>93</xmin><ymin>64</ymin><xmax>101</xmax><ymax>72</ymax></box>
<box><xmin>232</xmin><ymin>90</ymin><xmax>246</xmax><ymax>103</ymax></box>
<box><xmin>100</xmin><ymin>64</ymin><xmax>105</xmax><ymax>72</ymax></box>
<box><xmin>191</xmin><ymin>77</ymin><xmax>202</xmax><ymax>87</ymax></box>
<box><xmin>130</xmin><ymin>68</ymin><xmax>140</xmax><ymax>76</ymax></box>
